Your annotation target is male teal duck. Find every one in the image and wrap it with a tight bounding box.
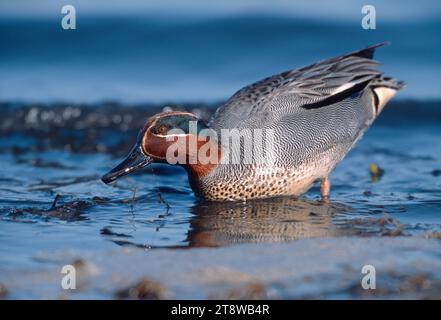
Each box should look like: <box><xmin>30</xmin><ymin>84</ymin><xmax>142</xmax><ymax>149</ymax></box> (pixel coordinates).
<box><xmin>102</xmin><ymin>43</ymin><xmax>404</xmax><ymax>201</ymax></box>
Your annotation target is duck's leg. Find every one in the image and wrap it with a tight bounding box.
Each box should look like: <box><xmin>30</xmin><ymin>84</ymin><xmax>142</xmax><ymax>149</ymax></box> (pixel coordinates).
<box><xmin>320</xmin><ymin>176</ymin><xmax>331</xmax><ymax>201</ymax></box>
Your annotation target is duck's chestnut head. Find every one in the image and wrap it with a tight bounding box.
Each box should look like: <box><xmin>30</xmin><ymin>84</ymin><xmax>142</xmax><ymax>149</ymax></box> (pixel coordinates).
<box><xmin>102</xmin><ymin>111</ymin><xmax>217</xmax><ymax>184</ymax></box>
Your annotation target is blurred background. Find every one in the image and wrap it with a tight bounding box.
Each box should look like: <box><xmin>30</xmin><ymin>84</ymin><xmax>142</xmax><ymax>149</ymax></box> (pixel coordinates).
<box><xmin>0</xmin><ymin>0</ymin><xmax>440</xmax><ymax>104</ymax></box>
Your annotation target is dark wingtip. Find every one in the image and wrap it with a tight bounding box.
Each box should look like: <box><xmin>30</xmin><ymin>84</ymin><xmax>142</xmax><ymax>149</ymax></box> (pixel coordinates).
<box><xmin>396</xmin><ymin>80</ymin><xmax>406</xmax><ymax>90</ymax></box>
<box><xmin>353</xmin><ymin>41</ymin><xmax>390</xmax><ymax>59</ymax></box>
<box><xmin>371</xmin><ymin>77</ymin><xmax>406</xmax><ymax>91</ymax></box>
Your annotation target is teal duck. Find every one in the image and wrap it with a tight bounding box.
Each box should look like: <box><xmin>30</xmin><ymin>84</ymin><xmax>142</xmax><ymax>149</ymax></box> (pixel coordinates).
<box><xmin>102</xmin><ymin>43</ymin><xmax>404</xmax><ymax>201</ymax></box>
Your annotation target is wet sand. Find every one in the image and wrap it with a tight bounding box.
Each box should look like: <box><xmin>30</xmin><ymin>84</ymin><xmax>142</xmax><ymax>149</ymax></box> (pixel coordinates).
<box><xmin>1</xmin><ymin>237</ymin><xmax>441</xmax><ymax>299</ymax></box>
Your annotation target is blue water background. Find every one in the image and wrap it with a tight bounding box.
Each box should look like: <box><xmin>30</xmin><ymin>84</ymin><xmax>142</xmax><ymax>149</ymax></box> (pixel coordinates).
<box><xmin>0</xmin><ymin>0</ymin><xmax>440</xmax><ymax>103</ymax></box>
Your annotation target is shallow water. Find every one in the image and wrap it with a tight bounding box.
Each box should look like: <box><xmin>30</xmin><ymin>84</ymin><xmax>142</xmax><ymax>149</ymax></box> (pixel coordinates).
<box><xmin>0</xmin><ymin>100</ymin><xmax>440</xmax><ymax>298</ymax></box>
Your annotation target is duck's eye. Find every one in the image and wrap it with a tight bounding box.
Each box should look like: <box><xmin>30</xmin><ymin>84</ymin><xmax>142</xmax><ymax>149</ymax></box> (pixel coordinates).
<box><xmin>156</xmin><ymin>124</ymin><xmax>169</xmax><ymax>135</ymax></box>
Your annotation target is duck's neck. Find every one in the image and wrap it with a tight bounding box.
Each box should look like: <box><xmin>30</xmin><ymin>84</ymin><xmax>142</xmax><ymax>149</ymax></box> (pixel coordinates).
<box><xmin>185</xmin><ymin>162</ymin><xmax>217</xmax><ymax>181</ymax></box>
<box><xmin>183</xmin><ymin>139</ymin><xmax>222</xmax><ymax>181</ymax></box>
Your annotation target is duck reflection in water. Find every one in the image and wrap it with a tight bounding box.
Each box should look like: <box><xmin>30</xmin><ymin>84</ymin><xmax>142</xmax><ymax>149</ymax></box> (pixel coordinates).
<box><xmin>186</xmin><ymin>197</ymin><xmax>352</xmax><ymax>247</ymax></box>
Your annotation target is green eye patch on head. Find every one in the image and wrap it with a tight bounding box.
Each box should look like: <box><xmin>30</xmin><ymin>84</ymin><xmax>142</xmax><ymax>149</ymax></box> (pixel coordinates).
<box><xmin>152</xmin><ymin>114</ymin><xmax>210</xmax><ymax>136</ymax></box>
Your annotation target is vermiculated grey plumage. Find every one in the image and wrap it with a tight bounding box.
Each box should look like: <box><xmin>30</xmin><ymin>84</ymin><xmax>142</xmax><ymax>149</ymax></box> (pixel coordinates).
<box><xmin>191</xmin><ymin>43</ymin><xmax>404</xmax><ymax>201</ymax></box>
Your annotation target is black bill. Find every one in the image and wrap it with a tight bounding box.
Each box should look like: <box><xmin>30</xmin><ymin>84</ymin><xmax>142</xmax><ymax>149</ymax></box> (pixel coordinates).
<box><xmin>101</xmin><ymin>145</ymin><xmax>152</xmax><ymax>184</ymax></box>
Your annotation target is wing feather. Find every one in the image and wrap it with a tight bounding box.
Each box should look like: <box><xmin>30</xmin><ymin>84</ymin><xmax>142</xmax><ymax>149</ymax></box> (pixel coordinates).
<box><xmin>209</xmin><ymin>43</ymin><xmax>387</xmax><ymax>130</ymax></box>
